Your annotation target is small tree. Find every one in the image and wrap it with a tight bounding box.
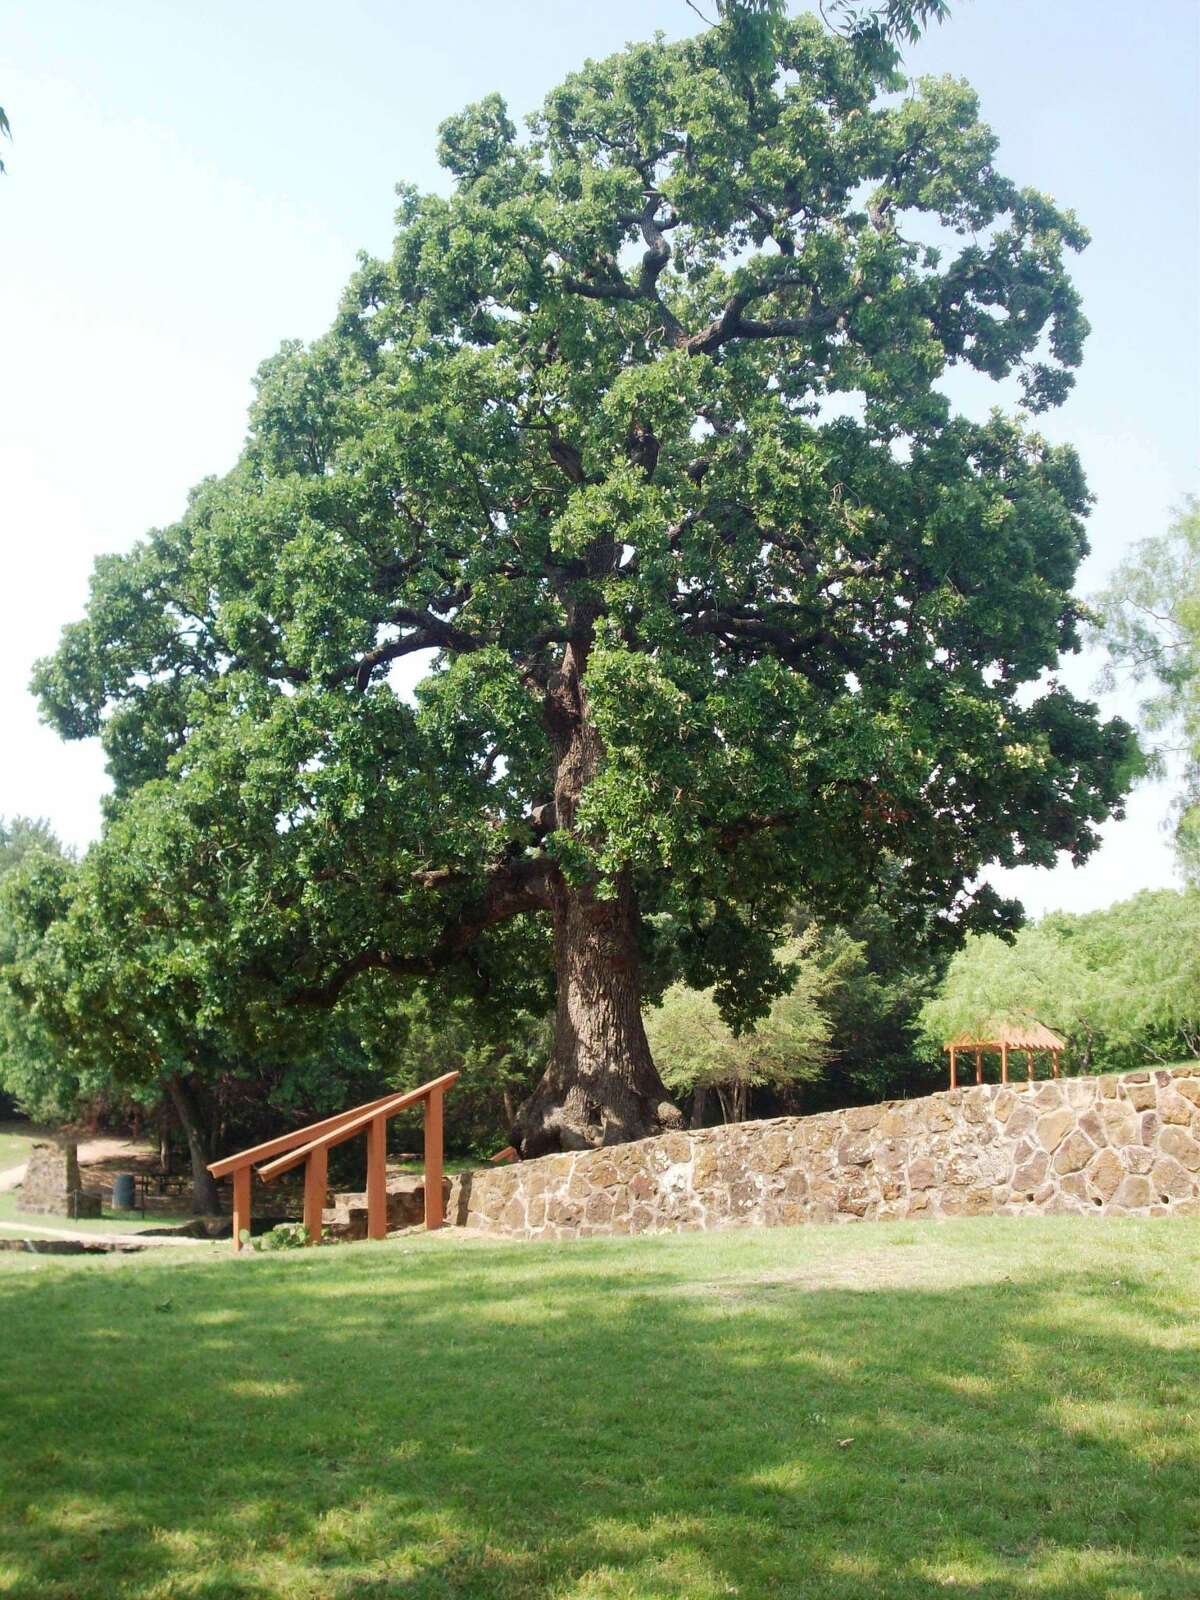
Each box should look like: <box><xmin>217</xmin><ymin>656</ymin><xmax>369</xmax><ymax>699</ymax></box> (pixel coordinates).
<box><xmin>37</xmin><ymin>7</ymin><xmax>1136</xmax><ymax>1154</ymax></box>
<box><xmin>1</xmin><ymin>796</ymin><xmax>375</xmax><ymax>1212</ymax></box>
<box><xmin>786</xmin><ymin>863</ymin><xmax>951</xmax><ymax>1107</ymax></box>
<box><xmin>647</xmin><ymin>931</ymin><xmax>836</xmax><ymax>1122</ymax></box>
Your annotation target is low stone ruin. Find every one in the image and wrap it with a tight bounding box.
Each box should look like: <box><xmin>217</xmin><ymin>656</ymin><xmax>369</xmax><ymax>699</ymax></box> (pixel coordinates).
<box><xmin>323</xmin><ymin>1173</ymin><xmax>451</xmax><ymax>1241</ymax></box>
<box><xmin>17</xmin><ymin>1141</ymin><xmax>102</xmax><ymax>1219</ymax></box>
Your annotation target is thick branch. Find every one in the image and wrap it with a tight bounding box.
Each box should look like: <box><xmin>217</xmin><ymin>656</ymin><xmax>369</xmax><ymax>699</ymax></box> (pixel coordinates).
<box><xmin>714</xmin><ymin>811</ymin><xmax>803</xmax><ymax>851</ymax></box>
<box><xmin>686</xmin><ymin>287</ymin><xmax>842</xmax><ymax>357</ymax></box>
<box><xmin>563</xmin><ymin>195</ymin><xmax>689</xmax><ymax>348</ymax></box>
<box><xmin>331</xmin><ymin>609</ymin><xmax>488</xmax><ymax>691</ymax></box>
<box><xmin>292</xmin><ymin>855</ymin><xmax>555</xmax><ymax>1008</ymax></box>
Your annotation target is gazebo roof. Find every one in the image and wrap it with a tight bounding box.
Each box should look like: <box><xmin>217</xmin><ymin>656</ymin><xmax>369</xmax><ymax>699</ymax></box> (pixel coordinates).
<box><xmin>945</xmin><ymin>1022</ymin><xmax>1066</xmax><ymax>1052</ymax></box>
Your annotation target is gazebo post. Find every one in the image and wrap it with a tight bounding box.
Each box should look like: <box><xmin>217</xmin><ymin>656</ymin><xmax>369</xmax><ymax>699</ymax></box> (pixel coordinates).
<box><xmin>942</xmin><ymin>1029</ymin><xmax>1064</xmax><ymax>1098</ymax></box>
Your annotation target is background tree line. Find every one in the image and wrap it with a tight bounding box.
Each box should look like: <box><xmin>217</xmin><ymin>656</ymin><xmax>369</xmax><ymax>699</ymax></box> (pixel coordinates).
<box><xmin>4</xmin><ymin>806</ymin><xmax>1196</xmax><ymax>1208</ymax></box>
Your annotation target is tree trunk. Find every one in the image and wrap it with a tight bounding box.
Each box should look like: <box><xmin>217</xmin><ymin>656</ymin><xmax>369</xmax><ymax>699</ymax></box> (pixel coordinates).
<box><xmin>511</xmin><ymin>631</ymin><xmax>681</xmax><ymax>1157</ymax></box>
<box><xmin>690</xmin><ymin>1085</ymin><xmax>709</xmax><ymax>1129</ymax></box>
<box><xmin>157</xmin><ymin>1102</ymin><xmax>174</xmax><ymax>1175</ymax></box>
<box><xmin>732</xmin><ymin>1077</ymin><xmax>750</xmax><ymax>1123</ymax></box>
<box><xmin>512</xmin><ymin>869</ymin><xmax>681</xmax><ymax>1156</ymax></box>
<box><xmin>165</xmin><ymin>1074</ymin><xmax>221</xmax><ymax>1214</ymax></box>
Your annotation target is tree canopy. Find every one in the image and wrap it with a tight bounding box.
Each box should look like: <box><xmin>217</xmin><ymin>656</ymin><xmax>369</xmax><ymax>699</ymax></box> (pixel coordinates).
<box><xmin>1095</xmin><ymin>497</ymin><xmax>1200</xmax><ymax>883</ymax></box>
<box><xmin>34</xmin><ymin>6</ymin><xmax>1137</xmax><ymax>1154</ymax></box>
<box><xmin>646</xmin><ymin>927</ymin><xmax>835</xmax><ymax>1122</ymax></box>
<box><xmin>920</xmin><ymin>889</ymin><xmax>1200</xmax><ymax>1074</ymax></box>
<box><xmin>0</xmin><ymin>819</ymin><xmax>76</xmax><ymax>1120</ymax></box>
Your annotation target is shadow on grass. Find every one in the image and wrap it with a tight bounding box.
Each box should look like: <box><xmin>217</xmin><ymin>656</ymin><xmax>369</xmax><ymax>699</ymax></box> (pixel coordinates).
<box><xmin>0</xmin><ymin>1223</ymin><xmax>1197</xmax><ymax>1599</ymax></box>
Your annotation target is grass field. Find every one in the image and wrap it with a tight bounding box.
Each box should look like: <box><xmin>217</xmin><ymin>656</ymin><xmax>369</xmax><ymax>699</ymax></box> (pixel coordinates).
<box><xmin>1</xmin><ymin>1215</ymin><xmax>1197</xmax><ymax>1600</ymax></box>
<box><xmin>0</xmin><ymin>1188</ymin><xmax>188</xmax><ymax>1234</ymax></box>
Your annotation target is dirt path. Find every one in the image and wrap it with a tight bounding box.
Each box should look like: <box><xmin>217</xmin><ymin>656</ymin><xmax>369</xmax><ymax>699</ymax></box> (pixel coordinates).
<box><xmin>0</xmin><ymin>1130</ymin><xmax>158</xmax><ymax>1193</ymax></box>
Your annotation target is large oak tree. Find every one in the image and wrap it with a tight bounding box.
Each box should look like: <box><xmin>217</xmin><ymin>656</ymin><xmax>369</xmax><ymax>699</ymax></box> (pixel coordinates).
<box><xmin>36</xmin><ymin>8</ymin><xmax>1137</xmax><ymax>1154</ymax></box>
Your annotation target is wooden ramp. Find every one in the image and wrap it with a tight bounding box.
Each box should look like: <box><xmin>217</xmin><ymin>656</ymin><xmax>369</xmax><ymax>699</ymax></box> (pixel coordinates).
<box><xmin>207</xmin><ymin>1072</ymin><xmax>458</xmax><ymax>1251</ymax></box>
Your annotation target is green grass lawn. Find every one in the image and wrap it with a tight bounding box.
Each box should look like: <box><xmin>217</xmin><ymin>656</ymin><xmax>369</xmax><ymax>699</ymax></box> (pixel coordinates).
<box><xmin>1</xmin><ymin>1216</ymin><xmax>1197</xmax><ymax>1600</ymax></box>
<box><xmin>0</xmin><ymin>1188</ymin><xmax>186</xmax><ymax>1234</ymax></box>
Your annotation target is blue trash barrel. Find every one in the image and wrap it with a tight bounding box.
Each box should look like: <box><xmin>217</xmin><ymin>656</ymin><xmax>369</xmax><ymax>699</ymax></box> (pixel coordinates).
<box><xmin>112</xmin><ymin>1172</ymin><xmax>137</xmax><ymax>1211</ymax></box>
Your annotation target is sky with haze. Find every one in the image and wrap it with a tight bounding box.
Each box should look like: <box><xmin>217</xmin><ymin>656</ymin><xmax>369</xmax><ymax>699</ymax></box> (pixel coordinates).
<box><xmin>1</xmin><ymin>0</ymin><xmax>1196</xmax><ymax>918</ymax></box>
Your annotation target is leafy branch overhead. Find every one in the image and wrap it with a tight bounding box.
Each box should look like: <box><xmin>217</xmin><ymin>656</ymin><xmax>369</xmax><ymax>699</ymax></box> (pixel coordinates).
<box><xmin>34</xmin><ymin>8</ymin><xmax>1137</xmax><ymax>1152</ymax></box>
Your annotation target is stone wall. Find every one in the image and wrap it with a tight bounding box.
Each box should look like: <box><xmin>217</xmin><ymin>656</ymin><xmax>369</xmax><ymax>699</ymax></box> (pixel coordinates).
<box><xmin>324</xmin><ymin>1175</ymin><xmax>449</xmax><ymax>1241</ymax></box>
<box><xmin>18</xmin><ymin>1141</ymin><xmax>102</xmax><ymax>1219</ymax></box>
<box><xmin>448</xmin><ymin>1066</ymin><xmax>1200</xmax><ymax>1240</ymax></box>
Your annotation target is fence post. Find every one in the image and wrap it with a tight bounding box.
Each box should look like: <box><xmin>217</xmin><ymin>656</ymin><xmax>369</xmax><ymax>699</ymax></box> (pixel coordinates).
<box><xmin>367</xmin><ymin>1114</ymin><xmax>388</xmax><ymax>1241</ymax></box>
<box><xmin>304</xmin><ymin>1147</ymin><xmax>328</xmax><ymax>1245</ymax></box>
<box><xmin>424</xmin><ymin>1087</ymin><xmax>444</xmax><ymax>1231</ymax></box>
<box><xmin>232</xmin><ymin>1167</ymin><xmax>251</xmax><ymax>1252</ymax></box>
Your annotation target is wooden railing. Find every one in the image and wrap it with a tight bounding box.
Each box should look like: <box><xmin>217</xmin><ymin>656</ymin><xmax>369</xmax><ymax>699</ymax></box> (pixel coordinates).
<box><xmin>208</xmin><ymin>1071</ymin><xmax>459</xmax><ymax>1251</ymax></box>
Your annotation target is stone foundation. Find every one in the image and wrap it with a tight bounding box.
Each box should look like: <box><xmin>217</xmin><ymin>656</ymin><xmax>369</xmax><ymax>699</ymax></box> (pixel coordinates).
<box><xmin>17</xmin><ymin>1141</ymin><xmax>102</xmax><ymax>1219</ymax></box>
<box><xmin>448</xmin><ymin>1067</ymin><xmax>1200</xmax><ymax>1240</ymax></box>
<box><xmin>323</xmin><ymin>1175</ymin><xmax>450</xmax><ymax>1241</ymax></box>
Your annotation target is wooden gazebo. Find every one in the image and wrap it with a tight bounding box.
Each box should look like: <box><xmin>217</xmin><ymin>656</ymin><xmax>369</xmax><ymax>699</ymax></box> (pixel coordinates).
<box><xmin>944</xmin><ymin>1023</ymin><xmax>1065</xmax><ymax>1088</ymax></box>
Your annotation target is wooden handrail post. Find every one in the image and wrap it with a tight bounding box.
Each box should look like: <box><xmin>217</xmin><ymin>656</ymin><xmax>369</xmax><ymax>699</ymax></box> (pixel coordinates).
<box><xmin>1001</xmin><ymin>1042</ymin><xmax>1008</xmax><ymax>1085</ymax></box>
<box><xmin>232</xmin><ymin>1167</ymin><xmax>251</xmax><ymax>1253</ymax></box>
<box><xmin>424</xmin><ymin>1086</ymin><xmax>444</xmax><ymax>1231</ymax></box>
<box><xmin>948</xmin><ymin>1046</ymin><xmax>957</xmax><ymax>1090</ymax></box>
<box><xmin>209</xmin><ymin>1071</ymin><xmax>459</xmax><ymax>1255</ymax></box>
<box><xmin>975</xmin><ymin>1048</ymin><xmax>982</xmax><ymax>1085</ymax></box>
<box><xmin>304</xmin><ymin>1147</ymin><xmax>328</xmax><ymax>1246</ymax></box>
<box><xmin>367</xmin><ymin>1114</ymin><xmax>388</xmax><ymax>1242</ymax></box>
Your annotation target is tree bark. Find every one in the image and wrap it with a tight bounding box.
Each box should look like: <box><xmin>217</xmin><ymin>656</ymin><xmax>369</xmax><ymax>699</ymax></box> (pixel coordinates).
<box><xmin>165</xmin><ymin>1073</ymin><xmax>222</xmax><ymax>1214</ymax></box>
<box><xmin>157</xmin><ymin>1103</ymin><xmax>173</xmax><ymax>1175</ymax></box>
<box><xmin>510</xmin><ymin>631</ymin><xmax>681</xmax><ymax>1157</ymax></box>
<box><xmin>732</xmin><ymin>1077</ymin><xmax>750</xmax><ymax>1123</ymax></box>
<box><xmin>512</xmin><ymin>868</ymin><xmax>681</xmax><ymax>1156</ymax></box>
<box><xmin>690</xmin><ymin>1085</ymin><xmax>709</xmax><ymax>1129</ymax></box>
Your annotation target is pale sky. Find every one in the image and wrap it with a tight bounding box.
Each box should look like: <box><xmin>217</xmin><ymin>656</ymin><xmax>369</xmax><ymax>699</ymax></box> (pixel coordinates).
<box><xmin>1</xmin><ymin>0</ymin><xmax>1196</xmax><ymax>919</ymax></box>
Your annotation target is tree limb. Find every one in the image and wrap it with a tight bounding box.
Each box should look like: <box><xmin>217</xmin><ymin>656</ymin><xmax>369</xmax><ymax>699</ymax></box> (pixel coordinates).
<box><xmin>291</xmin><ymin>855</ymin><xmax>555</xmax><ymax>1008</ymax></box>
